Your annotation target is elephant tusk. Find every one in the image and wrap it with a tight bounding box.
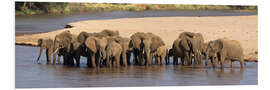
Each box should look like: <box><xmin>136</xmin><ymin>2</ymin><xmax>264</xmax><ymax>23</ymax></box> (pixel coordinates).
<box><xmin>54</xmin><ymin>47</ymin><xmax>60</xmax><ymax>54</ymax></box>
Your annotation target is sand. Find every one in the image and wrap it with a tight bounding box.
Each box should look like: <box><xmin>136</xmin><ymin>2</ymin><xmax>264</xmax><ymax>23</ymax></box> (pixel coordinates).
<box><xmin>15</xmin><ymin>15</ymin><xmax>258</xmax><ymax>61</ymax></box>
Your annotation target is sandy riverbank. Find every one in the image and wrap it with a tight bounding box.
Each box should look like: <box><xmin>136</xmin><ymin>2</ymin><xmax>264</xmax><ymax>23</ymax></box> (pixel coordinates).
<box><xmin>15</xmin><ymin>15</ymin><xmax>258</xmax><ymax>62</ymax></box>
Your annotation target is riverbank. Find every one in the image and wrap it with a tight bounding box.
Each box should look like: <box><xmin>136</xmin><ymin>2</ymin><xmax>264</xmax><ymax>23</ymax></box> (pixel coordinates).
<box><xmin>15</xmin><ymin>3</ymin><xmax>257</xmax><ymax>16</ymax></box>
<box><xmin>15</xmin><ymin>15</ymin><xmax>258</xmax><ymax>62</ymax></box>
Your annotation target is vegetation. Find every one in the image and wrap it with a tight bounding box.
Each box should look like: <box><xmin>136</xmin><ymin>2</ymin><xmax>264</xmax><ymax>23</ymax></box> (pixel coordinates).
<box><xmin>15</xmin><ymin>2</ymin><xmax>257</xmax><ymax>16</ymax></box>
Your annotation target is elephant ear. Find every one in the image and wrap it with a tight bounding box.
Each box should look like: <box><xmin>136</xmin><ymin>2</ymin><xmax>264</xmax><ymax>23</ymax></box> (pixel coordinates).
<box><xmin>77</xmin><ymin>32</ymin><xmax>88</xmax><ymax>43</ymax></box>
<box><xmin>214</xmin><ymin>39</ymin><xmax>223</xmax><ymax>52</ymax></box>
<box><xmin>37</xmin><ymin>38</ymin><xmax>43</xmax><ymax>46</ymax></box>
<box><xmin>179</xmin><ymin>37</ymin><xmax>190</xmax><ymax>51</ymax></box>
<box><xmin>85</xmin><ymin>37</ymin><xmax>97</xmax><ymax>53</ymax></box>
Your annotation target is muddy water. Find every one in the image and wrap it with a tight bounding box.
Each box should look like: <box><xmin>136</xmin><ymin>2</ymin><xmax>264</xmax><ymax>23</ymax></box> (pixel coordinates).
<box><xmin>15</xmin><ymin>10</ymin><xmax>257</xmax><ymax>34</ymax></box>
<box><xmin>15</xmin><ymin>45</ymin><xmax>257</xmax><ymax>88</ymax></box>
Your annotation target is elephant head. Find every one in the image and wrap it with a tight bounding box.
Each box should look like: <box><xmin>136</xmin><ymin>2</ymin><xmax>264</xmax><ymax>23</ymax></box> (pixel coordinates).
<box><xmin>95</xmin><ymin>37</ymin><xmax>108</xmax><ymax>60</ymax></box>
<box><xmin>77</xmin><ymin>31</ymin><xmax>89</xmax><ymax>44</ymax></box>
<box><xmin>52</xmin><ymin>31</ymin><xmax>73</xmax><ymax>64</ymax></box>
<box><xmin>130</xmin><ymin>32</ymin><xmax>145</xmax><ymax>51</ymax></box>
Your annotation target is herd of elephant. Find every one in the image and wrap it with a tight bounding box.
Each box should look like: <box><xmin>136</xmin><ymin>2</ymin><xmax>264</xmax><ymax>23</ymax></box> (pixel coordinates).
<box><xmin>36</xmin><ymin>29</ymin><xmax>245</xmax><ymax>69</ymax></box>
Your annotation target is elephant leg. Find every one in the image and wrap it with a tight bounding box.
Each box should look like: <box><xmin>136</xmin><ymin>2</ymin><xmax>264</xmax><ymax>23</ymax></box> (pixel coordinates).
<box><xmin>87</xmin><ymin>56</ymin><xmax>91</xmax><ymax>67</ymax></box>
<box><xmin>165</xmin><ymin>55</ymin><xmax>169</xmax><ymax>65</ymax></box>
<box><xmin>75</xmin><ymin>56</ymin><xmax>80</xmax><ymax>67</ymax></box>
<box><xmin>57</xmin><ymin>55</ymin><xmax>61</xmax><ymax>64</ymax></box>
<box><xmin>91</xmin><ymin>54</ymin><xmax>96</xmax><ymax>68</ymax></box>
<box><xmin>46</xmin><ymin>49</ymin><xmax>51</xmax><ymax>64</ymax></box>
<box><xmin>211</xmin><ymin>56</ymin><xmax>217</xmax><ymax>68</ymax></box>
<box><xmin>239</xmin><ymin>57</ymin><xmax>245</xmax><ymax>68</ymax></box>
<box><xmin>127</xmin><ymin>52</ymin><xmax>131</xmax><ymax>65</ymax></box>
<box><xmin>122</xmin><ymin>52</ymin><xmax>127</xmax><ymax>67</ymax></box>
<box><xmin>139</xmin><ymin>53</ymin><xmax>144</xmax><ymax>65</ymax></box>
<box><xmin>161</xmin><ymin>54</ymin><xmax>166</xmax><ymax>65</ymax></box>
<box><xmin>134</xmin><ymin>53</ymin><xmax>138</xmax><ymax>65</ymax></box>
<box><xmin>231</xmin><ymin>60</ymin><xmax>235</xmax><ymax>68</ymax></box>
<box><xmin>53</xmin><ymin>53</ymin><xmax>56</xmax><ymax>64</ymax></box>
<box><xmin>113</xmin><ymin>59</ymin><xmax>116</xmax><ymax>67</ymax></box>
<box><xmin>157</xmin><ymin>56</ymin><xmax>161</xmax><ymax>65</ymax></box>
<box><xmin>106</xmin><ymin>55</ymin><xmax>110</xmax><ymax>67</ymax></box>
<box><xmin>184</xmin><ymin>53</ymin><xmax>189</xmax><ymax>66</ymax></box>
<box><xmin>116</xmin><ymin>55</ymin><xmax>121</xmax><ymax>68</ymax></box>
<box><xmin>220</xmin><ymin>55</ymin><xmax>225</xmax><ymax>69</ymax></box>
<box><xmin>205</xmin><ymin>55</ymin><xmax>210</xmax><ymax>66</ymax></box>
<box><xmin>63</xmin><ymin>54</ymin><xmax>68</xmax><ymax>65</ymax></box>
<box><xmin>173</xmin><ymin>56</ymin><xmax>177</xmax><ymax>65</ymax></box>
<box><xmin>68</xmin><ymin>55</ymin><xmax>74</xmax><ymax>66</ymax></box>
<box><xmin>97</xmin><ymin>54</ymin><xmax>101</xmax><ymax>67</ymax></box>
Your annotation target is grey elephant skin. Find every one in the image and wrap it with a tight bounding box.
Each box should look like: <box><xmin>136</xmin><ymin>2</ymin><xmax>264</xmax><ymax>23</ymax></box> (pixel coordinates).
<box><xmin>113</xmin><ymin>36</ymin><xmax>133</xmax><ymax>66</ymax></box>
<box><xmin>77</xmin><ymin>30</ymin><xmax>119</xmax><ymax>67</ymax></box>
<box><xmin>130</xmin><ymin>32</ymin><xmax>145</xmax><ymax>65</ymax></box>
<box><xmin>36</xmin><ymin>38</ymin><xmax>54</xmax><ymax>64</ymax></box>
<box><xmin>53</xmin><ymin>31</ymin><xmax>77</xmax><ymax>66</ymax></box>
<box><xmin>106</xmin><ymin>38</ymin><xmax>122</xmax><ymax>67</ymax></box>
<box><xmin>142</xmin><ymin>33</ymin><xmax>166</xmax><ymax>65</ymax></box>
<box><xmin>206</xmin><ymin>38</ymin><xmax>245</xmax><ymax>69</ymax></box>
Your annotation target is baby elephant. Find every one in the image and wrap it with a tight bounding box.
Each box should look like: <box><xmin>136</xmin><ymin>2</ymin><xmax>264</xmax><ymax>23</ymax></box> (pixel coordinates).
<box><xmin>153</xmin><ymin>46</ymin><xmax>168</xmax><ymax>65</ymax></box>
<box><xmin>206</xmin><ymin>38</ymin><xmax>244</xmax><ymax>68</ymax></box>
<box><xmin>36</xmin><ymin>38</ymin><xmax>54</xmax><ymax>64</ymax></box>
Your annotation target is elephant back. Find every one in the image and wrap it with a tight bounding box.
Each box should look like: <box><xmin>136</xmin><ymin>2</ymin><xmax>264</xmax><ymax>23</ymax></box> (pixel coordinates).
<box><xmin>100</xmin><ymin>29</ymin><xmax>119</xmax><ymax>37</ymax></box>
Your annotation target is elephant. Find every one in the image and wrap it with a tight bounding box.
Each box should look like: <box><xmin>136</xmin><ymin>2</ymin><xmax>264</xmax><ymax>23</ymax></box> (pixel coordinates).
<box><xmin>205</xmin><ymin>38</ymin><xmax>245</xmax><ymax>68</ymax></box>
<box><xmin>185</xmin><ymin>33</ymin><xmax>204</xmax><ymax>65</ymax></box>
<box><xmin>142</xmin><ymin>33</ymin><xmax>165</xmax><ymax>66</ymax></box>
<box><xmin>106</xmin><ymin>38</ymin><xmax>123</xmax><ymax>67</ymax></box>
<box><xmin>201</xmin><ymin>42</ymin><xmax>212</xmax><ymax>66</ymax></box>
<box><xmin>77</xmin><ymin>29</ymin><xmax>119</xmax><ymax>44</ymax></box>
<box><xmin>171</xmin><ymin>38</ymin><xmax>185</xmax><ymax>65</ymax></box>
<box><xmin>153</xmin><ymin>46</ymin><xmax>168</xmax><ymax>65</ymax></box>
<box><xmin>113</xmin><ymin>36</ymin><xmax>133</xmax><ymax>66</ymax></box>
<box><xmin>177</xmin><ymin>32</ymin><xmax>205</xmax><ymax>66</ymax></box>
<box><xmin>53</xmin><ymin>31</ymin><xmax>74</xmax><ymax>65</ymax></box>
<box><xmin>130</xmin><ymin>32</ymin><xmax>146</xmax><ymax>65</ymax></box>
<box><xmin>99</xmin><ymin>29</ymin><xmax>119</xmax><ymax>37</ymax></box>
<box><xmin>36</xmin><ymin>38</ymin><xmax>54</xmax><ymax>64</ymax></box>
<box><xmin>77</xmin><ymin>30</ymin><xmax>118</xmax><ymax>67</ymax></box>
<box><xmin>84</xmin><ymin>36</ymin><xmax>108</xmax><ymax>67</ymax></box>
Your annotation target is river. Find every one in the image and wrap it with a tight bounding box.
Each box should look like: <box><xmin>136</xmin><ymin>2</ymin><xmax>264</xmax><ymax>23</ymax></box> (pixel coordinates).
<box><xmin>15</xmin><ymin>10</ymin><xmax>258</xmax><ymax>88</ymax></box>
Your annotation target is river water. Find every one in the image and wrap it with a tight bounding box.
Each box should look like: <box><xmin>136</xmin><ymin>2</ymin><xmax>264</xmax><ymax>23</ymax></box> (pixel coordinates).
<box><xmin>15</xmin><ymin>10</ymin><xmax>258</xmax><ymax>88</ymax></box>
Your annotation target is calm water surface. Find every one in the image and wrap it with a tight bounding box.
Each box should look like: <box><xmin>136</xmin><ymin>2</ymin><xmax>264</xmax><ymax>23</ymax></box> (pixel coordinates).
<box><xmin>15</xmin><ymin>45</ymin><xmax>257</xmax><ymax>88</ymax></box>
<box><xmin>15</xmin><ymin>11</ymin><xmax>258</xmax><ymax>88</ymax></box>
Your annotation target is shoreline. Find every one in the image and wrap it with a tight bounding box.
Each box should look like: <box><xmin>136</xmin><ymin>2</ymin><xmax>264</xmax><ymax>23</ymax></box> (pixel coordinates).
<box><xmin>15</xmin><ymin>15</ymin><xmax>258</xmax><ymax>62</ymax></box>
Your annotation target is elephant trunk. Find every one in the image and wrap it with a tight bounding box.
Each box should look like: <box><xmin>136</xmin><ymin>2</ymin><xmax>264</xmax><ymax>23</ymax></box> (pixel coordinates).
<box><xmin>101</xmin><ymin>50</ymin><xmax>106</xmax><ymax>60</ymax></box>
<box><xmin>36</xmin><ymin>47</ymin><xmax>43</xmax><ymax>64</ymax></box>
<box><xmin>52</xmin><ymin>47</ymin><xmax>60</xmax><ymax>64</ymax></box>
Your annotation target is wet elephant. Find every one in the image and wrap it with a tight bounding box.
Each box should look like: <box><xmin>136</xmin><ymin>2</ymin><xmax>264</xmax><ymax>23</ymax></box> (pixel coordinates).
<box><xmin>113</xmin><ymin>36</ymin><xmax>133</xmax><ymax>66</ymax></box>
<box><xmin>84</xmin><ymin>36</ymin><xmax>108</xmax><ymax>68</ymax></box>
<box><xmin>53</xmin><ymin>31</ymin><xmax>74</xmax><ymax>65</ymax></box>
<box><xmin>206</xmin><ymin>38</ymin><xmax>245</xmax><ymax>69</ymax></box>
<box><xmin>130</xmin><ymin>32</ymin><xmax>145</xmax><ymax>65</ymax></box>
<box><xmin>36</xmin><ymin>38</ymin><xmax>54</xmax><ymax>64</ymax></box>
<box><xmin>142</xmin><ymin>33</ymin><xmax>165</xmax><ymax>66</ymax></box>
<box><xmin>106</xmin><ymin>38</ymin><xmax>122</xmax><ymax>67</ymax></box>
